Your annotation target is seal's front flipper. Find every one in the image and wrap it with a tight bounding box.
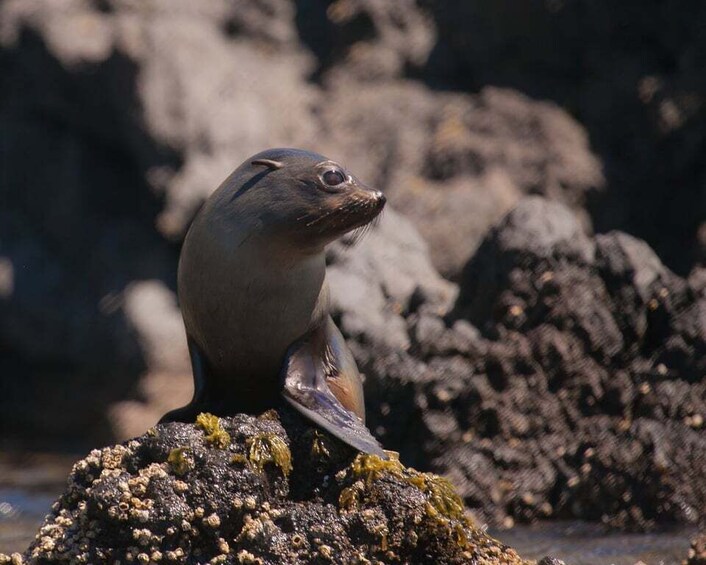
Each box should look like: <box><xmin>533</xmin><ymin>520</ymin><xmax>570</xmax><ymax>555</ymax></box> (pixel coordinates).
<box><xmin>282</xmin><ymin>319</ymin><xmax>387</xmax><ymax>459</ymax></box>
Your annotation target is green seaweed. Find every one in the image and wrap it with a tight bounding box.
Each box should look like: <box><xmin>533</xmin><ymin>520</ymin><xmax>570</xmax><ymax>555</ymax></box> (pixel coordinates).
<box><xmin>167</xmin><ymin>447</ymin><xmax>192</xmax><ymax>475</ymax></box>
<box><xmin>257</xmin><ymin>409</ymin><xmax>280</xmax><ymax>421</ymax></box>
<box><xmin>349</xmin><ymin>452</ymin><xmax>405</xmax><ymax>485</ymax></box>
<box><xmin>310</xmin><ymin>431</ymin><xmax>331</xmax><ymax>460</ymax></box>
<box><xmin>231</xmin><ymin>453</ymin><xmax>248</xmax><ymax>466</ymax></box>
<box><xmin>341</xmin><ymin>453</ymin><xmax>466</xmax><ymax>522</ymax></box>
<box><xmin>407</xmin><ymin>473</ymin><xmax>465</xmax><ymax>520</ymax></box>
<box><xmin>338</xmin><ymin>483</ymin><xmax>362</xmax><ymax>511</ymax></box>
<box><xmin>246</xmin><ymin>433</ymin><xmax>292</xmax><ymax>476</ymax></box>
<box><xmin>195</xmin><ymin>413</ymin><xmax>231</xmax><ymax>449</ymax></box>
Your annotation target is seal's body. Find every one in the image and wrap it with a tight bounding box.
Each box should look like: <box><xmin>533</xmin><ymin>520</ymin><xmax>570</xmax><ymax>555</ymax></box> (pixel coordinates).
<box><xmin>162</xmin><ymin>148</ymin><xmax>386</xmax><ymax>457</ymax></box>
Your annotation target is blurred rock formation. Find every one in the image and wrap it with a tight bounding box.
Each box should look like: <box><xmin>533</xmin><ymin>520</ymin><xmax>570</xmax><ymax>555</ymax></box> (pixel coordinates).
<box><xmin>354</xmin><ymin>196</ymin><xmax>706</xmax><ymax>530</ymax></box>
<box><xmin>423</xmin><ymin>0</ymin><xmax>706</xmax><ymax>274</ymax></box>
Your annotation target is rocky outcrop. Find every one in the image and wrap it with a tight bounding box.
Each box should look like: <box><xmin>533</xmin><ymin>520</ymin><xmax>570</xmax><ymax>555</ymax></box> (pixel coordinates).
<box><xmin>686</xmin><ymin>533</ymin><xmax>706</xmax><ymax>565</ymax></box>
<box><xmin>321</xmin><ymin>82</ymin><xmax>603</xmax><ymax>279</ymax></box>
<box><xmin>295</xmin><ymin>0</ymin><xmax>435</xmax><ymax>81</ymax></box>
<box><xmin>423</xmin><ymin>0</ymin><xmax>706</xmax><ymax>274</ymax></box>
<box><xmin>352</xmin><ymin>197</ymin><xmax>706</xmax><ymax>530</ymax></box>
<box><xmin>2</xmin><ymin>410</ymin><xmax>542</xmax><ymax>565</ymax></box>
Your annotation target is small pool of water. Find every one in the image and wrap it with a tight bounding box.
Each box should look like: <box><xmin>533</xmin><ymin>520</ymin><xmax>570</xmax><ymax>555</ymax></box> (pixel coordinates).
<box><xmin>0</xmin><ymin>452</ymin><xmax>697</xmax><ymax>563</ymax></box>
<box><xmin>0</xmin><ymin>452</ymin><xmax>75</xmax><ymax>554</ymax></box>
<box><xmin>492</xmin><ymin>521</ymin><xmax>696</xmax><ymax>565</ymax></box>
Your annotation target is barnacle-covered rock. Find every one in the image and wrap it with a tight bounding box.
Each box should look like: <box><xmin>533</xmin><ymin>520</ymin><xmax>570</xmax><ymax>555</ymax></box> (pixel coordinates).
<box><xmin>3</xmin><ymin>410</ymin><xmax>546</xmax><ymax>564</ymax></box>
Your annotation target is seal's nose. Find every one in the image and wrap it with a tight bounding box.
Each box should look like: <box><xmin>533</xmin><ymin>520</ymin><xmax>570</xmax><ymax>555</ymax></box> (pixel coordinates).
<box><xmin>373</xmin><ymin>190</ymin><xmax>386</xmax><ymax>208</ymax></box>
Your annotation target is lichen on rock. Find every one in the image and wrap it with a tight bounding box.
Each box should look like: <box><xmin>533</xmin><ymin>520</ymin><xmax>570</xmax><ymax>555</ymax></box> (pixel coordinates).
<box><xmin>6</xmin><ymin>409</ymin><xmax>548</xmax><ymax>564</ymax></box>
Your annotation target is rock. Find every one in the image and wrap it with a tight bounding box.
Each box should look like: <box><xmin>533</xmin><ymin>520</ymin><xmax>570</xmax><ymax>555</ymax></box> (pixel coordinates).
<box><xmin>3</xmin><ymin>410</ymin><xmax>538</xmax><ymax>565</ymax></box>
<box><xmin>685</xmin><ymin>533</ymin><xmax>706</xmax><ymax>565</ymax></box>
<box><xmin>423</xmin><ymin>0</ymin><xmax>706</xmax><ymax>274</ymax></box>
<box><xmin>537</xmin><ymin>559</ymin><xmax>566</xmax><ymax>565</ymax></box>
<box><xmin>295</xmin><ymin>0</ymin><xmax>435</xmax><ymax>81</ymax></box>
<box><xmin>353</xmin><ymin>197</ymin><xmax>706</xmax><ymax>530</ymax></box>
<box><xmin>321</xmin><ymin>82</ymin><xmax>603</xmax><ymax>279</ymax></box>
<box><xmin>121</xmin><ymin>281</ymin><xmax>189</xmax><ymax>375</ymax></box>
<box><xmin>327</xmin><ymin>207</ymin><xmax>457</xmax><ymax>351</ymax></box>
<box><xmin>108</xmin><ymin>281</ymin><xmax>193</xmax><ymax>440</ymax></box>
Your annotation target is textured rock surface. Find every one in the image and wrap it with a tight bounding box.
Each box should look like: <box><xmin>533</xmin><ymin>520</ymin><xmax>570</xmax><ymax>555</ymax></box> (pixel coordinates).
<box><xmin>686</xmin><ymin>533</ymin><xmax>706</xmax><ymax>565</ymax></box>
<box><xmin>322</xmin><ymin>82</ymin><xmax>603</xmax><ymax>279</ymax></box>
<box><xmin>1</xmin><ymin>411</ymin><xmax>540</xmax><ymax>564</ymax></box>
<box><xmin>327</xmin><ymin>207</ymin><xmax>457</xmax><ymax>352</ymax></box>
<box><xmin>295</xmin><ymin>0</ymin><xmax>435</xmax><ymax>81</ymax></box>
<box><xmin>355</xmin><ymin>197</ymin><xmax>706</xmax><ymax>530</ymax></box>
<box><xmin>423</xmin><ymin>0</ymin><xmax>706</xmax><ymax>274</ymax></box>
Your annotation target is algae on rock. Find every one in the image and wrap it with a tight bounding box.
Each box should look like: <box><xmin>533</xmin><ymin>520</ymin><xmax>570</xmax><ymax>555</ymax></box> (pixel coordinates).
<box><xmin>195</xmin><ymin>412</ymin><xmax>231</xmax><ymax>448</ymax></box>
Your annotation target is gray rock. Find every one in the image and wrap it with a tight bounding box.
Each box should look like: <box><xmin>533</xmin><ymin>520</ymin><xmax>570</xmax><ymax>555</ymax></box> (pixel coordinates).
<box><xmin>423</xmin><ymin>0</ymin><xmax>706</xmax><ymax>274</ymax></box>
<box><xmin>494</xmin><ymin>196</ymin><xmax>595</xmax><ymax>263</ymax></box>
<box><xmin>321</xmin><ymin>83</ymin><xmax>604</xmax><ymax>279</ymax></box>
<box><xmin>359</xmin><ymin>197</ymin><xmax>706</xmax><ymax>530</ymax></box>
<box><xmin>296</xmin><ymin>0</ymin><xmax>435</xmax><ymax>80</ymax></box>
<box><xmin>327</xmin><ymin>207</ymin><xmax>456</xmax><ymax>351</ymax></box>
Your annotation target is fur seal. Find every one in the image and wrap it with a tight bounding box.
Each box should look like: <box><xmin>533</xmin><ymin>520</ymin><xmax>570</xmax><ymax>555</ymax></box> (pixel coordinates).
<box><xmin>161</xmin><ymin>148</ymin><xmax>387</xmax><ymax>457</ymax></box>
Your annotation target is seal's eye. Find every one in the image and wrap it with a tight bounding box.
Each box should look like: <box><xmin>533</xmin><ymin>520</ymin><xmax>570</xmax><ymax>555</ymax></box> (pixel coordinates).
<box><xmin>322</xmin><ymin>169</ymin><xmax>346</xmax><ymax>187</ymax></box>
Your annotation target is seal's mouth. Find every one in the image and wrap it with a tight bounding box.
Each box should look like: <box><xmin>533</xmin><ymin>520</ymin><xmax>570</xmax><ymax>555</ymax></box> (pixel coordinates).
<box><xmin>332</xmin><ymin>187</ymin><xmax>386</xmax><ymax>238</ymax></box>
<box><xmin>347</xmin><ymin>188</ymin><xmax>386</xmax><ymax>240</ymax></box>
<box><xmin>296</xmin><ymin>183</ymin><xmax>385</xmax><ymax>246</ymax></box>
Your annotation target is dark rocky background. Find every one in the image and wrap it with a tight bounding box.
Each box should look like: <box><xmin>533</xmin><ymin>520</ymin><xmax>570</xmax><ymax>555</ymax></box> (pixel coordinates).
<box><xmin>1</xmin><ymin>0</ymin><xmax>705</xmax><ymax>535</ymax></box>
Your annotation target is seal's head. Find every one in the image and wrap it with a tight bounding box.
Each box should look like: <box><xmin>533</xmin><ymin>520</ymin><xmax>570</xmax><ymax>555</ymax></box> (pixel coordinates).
<box><xmin>216</xmin><ymin>148</ymin><xmax>386</xmax><ymax>250</ymax></box>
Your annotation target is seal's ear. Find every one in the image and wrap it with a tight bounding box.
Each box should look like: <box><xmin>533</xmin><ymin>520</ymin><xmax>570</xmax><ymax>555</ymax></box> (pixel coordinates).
<box><xmin>251</xmin><ymin>158</ymin><xmax>284</xmax><ymax>170</ymax></box>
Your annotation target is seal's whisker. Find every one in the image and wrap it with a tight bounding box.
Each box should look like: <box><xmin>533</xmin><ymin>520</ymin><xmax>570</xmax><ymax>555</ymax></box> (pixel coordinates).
<box><xmin>306</xmin><ymin>207</ymin><xmax>339</xmax><ymax>226</ymax></box>
<box><xmin>347</xmin><ymin>222</ymin><xmax>374</xmax><ymax>246</ymax></box>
